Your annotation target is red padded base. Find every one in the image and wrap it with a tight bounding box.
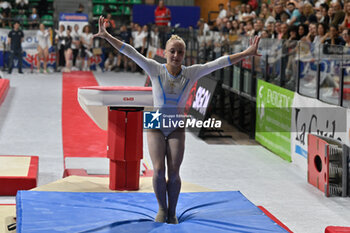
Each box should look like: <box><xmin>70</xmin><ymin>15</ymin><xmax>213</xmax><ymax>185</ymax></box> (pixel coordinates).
<box><xmin>325</xmin><ymin>226</ymin><xmax>350</xmax><ymax>233</ymax></box>
<box><xmin>63</xmin><ymin>169</ymin><xmax>89</xmax><ymax>178</ymax></box>
<box><xmin>0</xmin><ymin>79</ymin><xmax>10</xmax><ymax>106</ymax></box>
<box><xmin>0</xmin><ymin>156</ymin><xmax>38</xmax><ymax>196</ymax></box>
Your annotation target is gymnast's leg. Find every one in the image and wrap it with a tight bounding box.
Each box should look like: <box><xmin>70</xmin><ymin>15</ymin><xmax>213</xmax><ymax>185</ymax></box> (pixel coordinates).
<box><xmin>147</xmin><ymin>129</ymin><xmax>167</xmax><ymax>222</ymax></box>
<box><xmin>166</xmin><ymin>128</ymin><xmax>185</xmax><ymax>224</ymax></box>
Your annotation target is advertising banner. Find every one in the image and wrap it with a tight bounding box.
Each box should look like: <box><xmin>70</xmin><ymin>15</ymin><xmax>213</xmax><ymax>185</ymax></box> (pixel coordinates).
<box><xmin>58</xmin><ymin>13</ymin><xmax>89</xmax><ymax>34</ymax></box>
<box><xmin>291</xmin><ymin>93</ymin><xmax>347</xmax><ymax>173</ymax></box>
<box><xmin>255</xmin><ymin>79</ymin><xmax>295</xmax><ymax>161</ymax></box>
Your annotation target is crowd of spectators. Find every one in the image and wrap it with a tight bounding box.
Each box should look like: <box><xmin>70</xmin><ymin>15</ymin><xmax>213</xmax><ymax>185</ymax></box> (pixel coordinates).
<box><xmin>196</xmin><ymin>0</ymin><xmax>350</xmax><ymax>51</ymax></box>
<box><xmin>0</xmin><ymin>0</ymin><xmax>49</xmax><ymax>29</ymax></box>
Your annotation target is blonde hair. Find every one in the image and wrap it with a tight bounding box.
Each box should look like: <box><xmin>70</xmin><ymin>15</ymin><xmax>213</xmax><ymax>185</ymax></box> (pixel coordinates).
<box><xmin>165</xmin><ymin>34</ymin><xmax>186</xmax><ymax>49</ymax></box>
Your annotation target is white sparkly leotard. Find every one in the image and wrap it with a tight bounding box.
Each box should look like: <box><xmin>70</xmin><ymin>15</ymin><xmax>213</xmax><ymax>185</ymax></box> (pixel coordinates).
<box><xmin>119</xmin><ymin>43</ymin><xmax>232</xmax><ymax>136</ymax></box>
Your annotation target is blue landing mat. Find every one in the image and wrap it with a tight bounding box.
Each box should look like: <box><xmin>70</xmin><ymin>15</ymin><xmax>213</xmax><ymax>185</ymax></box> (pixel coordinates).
<box><xmin>16</xmin><ymin>191</ymin><xmax>288</xmax><ymax>233</ymax></box>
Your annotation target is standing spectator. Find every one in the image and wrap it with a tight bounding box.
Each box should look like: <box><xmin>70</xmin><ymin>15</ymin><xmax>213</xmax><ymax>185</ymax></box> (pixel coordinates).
<box><xmin>80</xmin><ymin>25</ymin><xmax>93</xmax><ymax>71</ymax></box>
<box><xmin>132</xmin><ymin>24</ymin><xmax>147</xmax><ymax>72</ymax></box>
<box><xmin>8</xmin><ymin>21</ymin><xmax>24</xmax><ymax>74</ymax></box>
<box><xmin>116</xmin><ymin>24</ymin><xmax>132</xmax><ymax>71</ymax></box>
<box><xmin>197</xmin><ymin>18</ymin><xmax>210</xmax><ymax>36</ymax></box>
<box><xmin>76</xmin><ymin>3</ymin><xmax>84</xmax><ymax>14</ymax></box>
<box><xmin>150</xmin><ymin>26</ymin><xmax>160</xmax><ymax>48</ymax></box>
<box><xmin>55</xmin><ymin>24</ymin><xmax>66</xmax><ymax>70</ymax></box>
<box><xmin>154</xmin><ymin>0</ymin><xmax>171</xmax><ymax>48</ymax></box>
<box><xmin>0</xmin><ymin>1</ymin><xmax>12</xmax><ymax>28</ymax></box>
<box><xmin>71</xmin><ymin>24</ymin><xmax>81</xmax><ymax>70</ymax></box>
<box><xmin>28</xmin><ymin>7</ymin><xmax>39</xmax><ymax>29</ymax></box>
<box><xmin>37</xmin><ymin>23</ymin><xmax>50</xmax><ymax>73</ymax></box>
<box><xmin>104</xmin><ymin>13</ymin><xmax>116</xmax><ymax>35</ymax></box>
<box><xmin>217</xmin><ymin>3</ymin><xmax>227</xmax><ymax>19</ymax></box>
<box><xmin>63</xmin><ymin>27</ymin><xmax>73</xmax><ymax>72</ymax></box>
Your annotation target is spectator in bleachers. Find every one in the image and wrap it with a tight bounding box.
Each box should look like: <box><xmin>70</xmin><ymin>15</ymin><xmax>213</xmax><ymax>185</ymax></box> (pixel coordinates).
<box><xmin>244</xmin><ymin>20</ymin><xmax>255</xmax><ymax>36</ymax></box>
<box><xmin>278</xmin><ymin>22</ymin><xmax>289</xmax><ymax>39</ymax></box>
<box><xmin>253</xmin><ymin>19</ymin><xmax>263</xmax><ymax>36</ymax></box>
<box><xmin>15</xmin><ymin>0</ymin><xmax>28</xmax><ymax>14</ymax></box>
<box><xmin>80</xmin><ymin>25</ymin><xmax>93</xmax><ymax>71</ymax></box>
<box><xmin>330</xmin><ymin>1</ymin><xmax>345</xmax><ymax>27</ymax></box>
<box><xmin>287</xmin><ymin>1</ymin><xmax>301</xmax><ymax>26</ymax></box>
<box><xmin>280</xmin><ymin>11</ymin><xmax>290</xmax><ymax>23</ymax></box>
<box><xmin>104</xmin><ymin>52</ymin><xmax>117</xmax><ymax>71</ymax></box>
<box><xmin>298</xmin><ymin>24</ymin><xmax>309</xmax><ymax>40</ymax></box>
<box><xmin>324</xmin><ymin>24</ymin><xmax>345</xmax><ymax>46</ymax></box>
<box><xmin>303</xmin><ymin>22</ymin><xmax>318</xmax><ymax>43</ymax></box>
<box><xmin>242</xmin><ymin>4</ymin><xmax>256</xmax><ymax>22</ymax></box>
<box><xmin>71</xmin><ymin>24</ymin><xmax>81</xmax><ymax>70</ymax></box>
<box><xmin>238</xmin><ymin>21</ymin><xmax>246</xmax><ymax>35</ymax></box>
<box><xmin>259</xmin><ymin>2</ymin><xmax>272</xmax><ymax>21</ymax></box>
<box><xmin>287</xmin><ymin>25</ymin><xmax>299</xmax><ymax>41</ymax></box>
<box><xmin>231</xmin><ymin>20</ymin><xmax>239</xmax><ymax>34</ymax></box>
<box><xmin>273</xmin><ymin>2</ymin><xmax>288</xmax><ymax>22</ymax></box>
<box><xmin>7</xmin><ymin>21</ymin><xmax>23</xmax><ymax>74</ymax></box>
<box><xmin>266</xmin><ymin>21</ymin><xmax>277</xmax><ymax>38</ymax></box>
<box><xmin>37</xmin><ymin>23</ymin><xmax>50</xmax><ymax>73</ymax></box>
<box><xmin>341</xmin><ymin>1</ymin><xmax>350</xmax><ymax>30</ymax></box>
<box><xmin>0</xmin><ymin>0</ymin><xmax>12</xmax><ymax>28</ymax></box>
<box><xmin>319</xmin><ymin>3</ymin><xmax>330</xmax><ymax>25</ymax></box>
<box><xmin>315</xmin><ymin>22</ymin><xmax>329</xmax><ymax>44</ymax></box>
<box><xmin>28</xmin><ymin>7</ymin><xmax>39</xmax><ymax>29</ymax></box>
<box><xmin>197</xmin><ymin>18</ymin><xmax>210</xmax><ymax>36</ymax></box>
<box><xmin>342</xmin><ymin>28</ymin><xmax>350</xmax><ymax>47</ymax></box>
<box><xmin>55</xmin><ymin>24</ymin><xmax>66</xmax><ymax>70</ymax></box>
<box><xmin>300</xmin><ymin>2</ymin><xmax>318</xmax><ymax>24</ymax></box>
<box><xmin>63</xmin><ymin>27</ymin><xmax>73</xmax><ymax>72</ymax></box>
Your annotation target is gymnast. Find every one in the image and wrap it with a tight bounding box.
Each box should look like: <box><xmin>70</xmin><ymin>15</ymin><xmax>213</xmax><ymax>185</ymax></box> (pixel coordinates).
<box><xmin>94</xmin><ymin>16</ymin><xmax>261</xmax><ymax>224</ymax></box>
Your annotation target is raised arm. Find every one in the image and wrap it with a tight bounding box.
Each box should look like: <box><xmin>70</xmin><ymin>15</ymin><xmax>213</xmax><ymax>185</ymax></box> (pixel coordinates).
<box><xmin>189</xmin><ymin>36</ymin><xmax>261</xmax><ymax>79</ymax></box>
<box><xmin>93</xmin><ymin>16</ymin><xmax>159</xmax><ymax>75</ymax></box>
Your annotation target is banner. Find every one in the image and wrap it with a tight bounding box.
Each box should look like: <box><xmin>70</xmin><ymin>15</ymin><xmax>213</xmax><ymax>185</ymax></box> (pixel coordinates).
<box><xmin>0</xmin><ymin>28</ymin><xmax>56</xmax><ymax>68</ymax></box>
<box><xmin>255</xmin><ymin>79</ymin><xmax>295</xmax><ymax>161</ymax></box>
<box><xmin>59</xmin><ymin>13</ymin><xmax>89</xmax><ymax>34</ymax></box>
<box><xmin>291</xmin><ymin>93</ymin><xmax>348</xmax><ymax>173</ymax></box>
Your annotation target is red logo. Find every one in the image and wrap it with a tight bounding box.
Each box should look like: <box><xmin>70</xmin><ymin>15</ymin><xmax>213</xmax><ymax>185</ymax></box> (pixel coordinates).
<box><xmin>123</xmin><ymin>97</ymin><xmax>134</xmax><ymax>101</ymax></box>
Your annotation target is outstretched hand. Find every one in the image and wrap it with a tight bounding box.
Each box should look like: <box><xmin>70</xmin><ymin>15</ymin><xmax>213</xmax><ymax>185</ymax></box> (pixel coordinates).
<box><xmin>93</xmin><ymin>16</ymin><xmax>109</xmax><ymax>39</ymax></box>
<box><xmin>244</xmin><ymin>36</ymin><xmax>261</xmax><ymax>57</ymax></box>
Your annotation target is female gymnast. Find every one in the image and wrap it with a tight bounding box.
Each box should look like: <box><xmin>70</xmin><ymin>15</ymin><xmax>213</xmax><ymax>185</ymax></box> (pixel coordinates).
<box><xmin>94</xmin><ymin>16</ymin><xmax>261</xmax><ymax>224</ymax></box>
<box><xmin>36</xmin><ymin>23</ymin><xmax>50</xmax><ymax>73</ymax></box>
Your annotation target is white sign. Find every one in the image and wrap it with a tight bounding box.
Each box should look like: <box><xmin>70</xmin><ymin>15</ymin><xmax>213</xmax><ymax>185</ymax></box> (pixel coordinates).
<box><xmin>291</xmin><ymin>93</ymin><xmax>348</xmax><ymax>173</ymax></box>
